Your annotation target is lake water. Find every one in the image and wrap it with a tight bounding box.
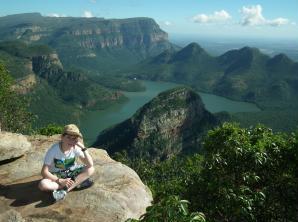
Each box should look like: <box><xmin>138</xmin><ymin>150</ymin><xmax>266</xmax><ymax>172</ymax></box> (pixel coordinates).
<box><xmin>80</xmin><ymin>81</ymin><xmax>260</xmax><ymax>145</ymax></box>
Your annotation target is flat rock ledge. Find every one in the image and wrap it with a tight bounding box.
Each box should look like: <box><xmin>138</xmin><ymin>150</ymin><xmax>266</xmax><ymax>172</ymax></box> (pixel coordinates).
<box><xmin>0</xmin><ymin>133</ymin><xmax>152</xmax><ymax>222</ymax></box>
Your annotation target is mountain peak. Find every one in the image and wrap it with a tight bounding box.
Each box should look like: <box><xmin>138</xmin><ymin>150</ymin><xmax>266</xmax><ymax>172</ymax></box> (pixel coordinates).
<box><xmin>218</xmin><ymin>46</ymin><xmax>264</xmax><ymax>67</ymax></box>
<box><xmin>270</xmin><ymin>53</ymin><xmax>292</xmax><ymax>64</ymax></box>
<box><xmin>181</xmin><ymin>42</ymin><xmax>205</xmax><ymax>54</ymax></box>
<box><xmin>171</xmin><ymin>42</ymin><xmax>208</xmax><ymax>62</ymax></box>
<box><xmin>94</xmin><ymin>87</ymin><xmax>218</xmax><ymax>161</ymax></box>
<box><xmin>239</xmin><ymin>46</ymin><xmax>262</xmax><ymax>56</ymax></box>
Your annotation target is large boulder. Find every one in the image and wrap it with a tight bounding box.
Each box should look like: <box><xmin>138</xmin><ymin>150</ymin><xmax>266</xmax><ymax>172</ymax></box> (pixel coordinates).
<box><xmin>0</xmin><ymin>134</ymin><xmax>152</xmax><ymax>222</ymax></box>
<box><xmin>0</xmin><ymin>132</ymin><xmax>32</xmax><ymax>161</ymax></box>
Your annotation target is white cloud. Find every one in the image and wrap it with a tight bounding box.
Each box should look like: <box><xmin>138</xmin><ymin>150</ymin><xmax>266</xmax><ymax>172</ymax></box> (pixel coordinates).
<box><xmin>268</xmin><ymin>18</ymin><xmax>289</xmax><ymax>26</ymax></box>
<box><xmin>83</xmin><ymin>11</ymin><xmax>94</xmax><ymax>18</ymax></box>
<box><xmin>47</xmin><ymin>13</ymin><xmax>66</xmax><ymax>17</ymax></box>
<box><xmin>164</xmin><ymin>21</ymin><xmax>172</xmax><ymax>26</ymax></box>
<box><xmin>240</xmin><ymin>5</ymin><xmax>265</xmax><ymax>26</ymax></box>
<box><xmin>192</xmin><ymin>10</ymin><xmax>231</xmax><ymax>24</ymax></box>
<box><xmin>240</xmin><ymin>5</ymin><xmax>289</xmax><ymax>26</ymax></box>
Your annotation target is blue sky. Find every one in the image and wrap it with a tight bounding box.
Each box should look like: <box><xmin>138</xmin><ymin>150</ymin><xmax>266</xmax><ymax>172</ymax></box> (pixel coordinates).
<box><xmin>0</xmin><ymin>0</ymin><xmax>297</xmax><ymax>39</ymax></box>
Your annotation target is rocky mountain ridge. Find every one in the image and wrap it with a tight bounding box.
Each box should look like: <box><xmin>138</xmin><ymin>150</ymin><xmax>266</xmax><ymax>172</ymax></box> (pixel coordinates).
<box><xmin>129</xmin><ymin>42</ymin><xmax>298</xmax><ymax>109</ymax></box>
<box><xmin>0</xmin><ymin>13</ymin><xmax>176</xmax><ymax>72</ymax></box>
<box><xmin>94</xmin><ymin>87</ymin><xmax>219</xmax><ymax>161</ymax></box>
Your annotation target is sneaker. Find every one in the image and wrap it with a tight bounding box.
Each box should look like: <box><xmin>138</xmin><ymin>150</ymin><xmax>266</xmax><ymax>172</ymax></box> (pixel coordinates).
<box><xmin>76</xmin><ymin>178</ymin><xmax>94</xmax><ymax>190</ymax></box>
<box><xmin>52</xmin><ymin>189</ymin><xmax>67</xmax><ymax>201</ymax></box>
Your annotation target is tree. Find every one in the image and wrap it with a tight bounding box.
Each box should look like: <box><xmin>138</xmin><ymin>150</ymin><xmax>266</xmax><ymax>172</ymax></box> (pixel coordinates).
<box><xmin>126</xmin><ymin>195</ymin><xmax>205</xmax><ymax>222</ymax></box>
<box><xmin>0</xmin><ymin>63</ymin><xmax>33</xmax><ymax>133</ymax></box>
<box><xmin>191</xmin><ymin>123</ymin><xmax>298</xmax><ymax>222</ymax></box>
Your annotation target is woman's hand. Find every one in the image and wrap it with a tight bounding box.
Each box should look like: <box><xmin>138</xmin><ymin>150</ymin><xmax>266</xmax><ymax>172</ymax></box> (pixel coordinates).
<box><xmin>58</xmin><ymin>178</ymin><xmax>75</xmax><ymax>188</ymax></box>
<box><xmin>76</xmin><ymin>141</ymin><xmax>85</xmax><ymax>149</ymax></box>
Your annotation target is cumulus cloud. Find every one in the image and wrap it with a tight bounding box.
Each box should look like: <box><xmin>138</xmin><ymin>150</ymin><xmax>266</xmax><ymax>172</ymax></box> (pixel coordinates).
<box><xmin>83</xmin><ymin>11</ymin><xmax>94</xmax><ymax>18</ymax></box>
<box><xmin>192</xmin><ymin>10</ymin><xmax>231</xmax><ymax>24</ymax></box>
<box><xmin>240</xmin><ymin>5</ymin><xmax>265</xmax><ymax>25</ymax></box>
<box><xmin>240</xmin><ymin>5</ymin><xmax>289</xmax><ymax>26</ymax></box>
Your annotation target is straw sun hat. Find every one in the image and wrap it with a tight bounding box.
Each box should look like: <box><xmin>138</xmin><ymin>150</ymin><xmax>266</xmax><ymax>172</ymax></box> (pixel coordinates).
<box><xmin>63</xmin><ymin>124</ymin><xmax>83</xmax><ymax>138</ymax></box>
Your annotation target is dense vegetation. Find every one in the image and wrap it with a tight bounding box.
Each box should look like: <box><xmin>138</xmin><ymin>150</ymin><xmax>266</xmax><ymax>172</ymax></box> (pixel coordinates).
<box><xmin>0</xmin><ymin>41</ymin><xmax>151</xmax><ymax>127</ymax></box>
<box><xmin>0</xmin><ymin>63</ymin><xmax>33</xmax><ymax>132</ymax></box>
<box><xmin>122</xmin><ymin>43</ymin><xmax>298</xmax><ymax>132</ymax></box>
<box><xmin>232</xmin><ymin>109</ymin><xmax>298</xmax><ymax>133</ymax></box>
<box><xmin>119</xmin><ymin>123</ymin><xmax>298</xmax><ymax>222</ymax></box>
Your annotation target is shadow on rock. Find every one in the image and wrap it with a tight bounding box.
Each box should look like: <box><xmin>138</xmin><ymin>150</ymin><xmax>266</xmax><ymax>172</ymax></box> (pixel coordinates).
<box><xmin>0</xmin><ymin>180</ymin><xmax>55</xmax><ymax>208</ymax></box>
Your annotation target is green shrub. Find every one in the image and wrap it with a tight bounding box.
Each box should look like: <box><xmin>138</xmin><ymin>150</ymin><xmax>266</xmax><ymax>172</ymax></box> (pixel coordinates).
<box><xmin>126</xmin><ymin>195</ymin><xmax>205</xmax><ymax>222</ymax></box>
<box><xmin>37</xmin><ymin>123</ymin><xmax>63</xmax><ymax>136</ymax></box>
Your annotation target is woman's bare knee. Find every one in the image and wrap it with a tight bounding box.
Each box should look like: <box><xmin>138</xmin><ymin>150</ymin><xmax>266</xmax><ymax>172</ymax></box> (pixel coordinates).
<box><xmin>38</xmin><ymin>179</ymin><xmax>48</xmax><ymax>191</ymax></box>
<box><xmin>87</xmin><ymin>166</ymin><xmax>95</xmax><ymax>176</ymax></box>
<box><xmin>38</xmin><ymin>179</ymin><xmax>57</xmax><ymax>191</ymax></box>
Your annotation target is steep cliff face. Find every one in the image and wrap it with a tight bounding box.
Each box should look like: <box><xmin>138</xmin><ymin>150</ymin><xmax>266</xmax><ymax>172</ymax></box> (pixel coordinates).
<box><xmin>31</xmin><ymin>53</ymin><xmax>124</xmax><ymax>108</ymax></box>
<box><xmin>94</xmin><ymin>87</ymin><xmax>219</xmax><ymax>161</ymax></box>
<box><xmin>59</xmin><ymin>18</ymin><xmax>169</xmax><ymax>50</ymax></box>
<box><xmin>0</xmin><ymin>13</ymin><xmax>175</xmax><ymax>71</ymax></box>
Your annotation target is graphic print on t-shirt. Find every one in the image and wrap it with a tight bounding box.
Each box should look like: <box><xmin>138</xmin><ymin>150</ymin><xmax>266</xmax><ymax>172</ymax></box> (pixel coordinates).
<box><xmin>54</xmin><ymin>157</ymin><xmax>75</xmax><ymax>170</ymax></box>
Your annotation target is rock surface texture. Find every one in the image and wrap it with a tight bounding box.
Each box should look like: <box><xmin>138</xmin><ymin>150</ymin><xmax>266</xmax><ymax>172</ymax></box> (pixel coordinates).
<box><xmin>0</xmin><ymin>132</ymin><xmax>31</xmax><ymax>162</ymax></box>
<box><xmin>0</xmin><ymin>133</ymin><xmax>152</xmax><ymax>222</ymax></box>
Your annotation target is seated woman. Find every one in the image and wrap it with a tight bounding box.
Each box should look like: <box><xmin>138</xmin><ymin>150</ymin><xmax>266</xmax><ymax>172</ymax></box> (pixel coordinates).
<box><xmin>38</xmin><ymin>124</ymin><xmax>95</xmax><ymax>201</ymax></box>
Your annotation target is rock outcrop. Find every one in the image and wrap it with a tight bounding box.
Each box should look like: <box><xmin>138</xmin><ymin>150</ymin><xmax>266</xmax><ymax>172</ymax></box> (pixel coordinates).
<box><xmin>94</xmin><ymin>87</ymin><xmax>219</xmax><ymax>161</ymax></box>
<box><xmin>0</xmin><ymin>132</ymin><xmax>152</xmax><ymax>222</ymax></box>
<box><xmin>31</xmin><ymin>53</ymin><xmax>125</xmax><ymax>108</ymax></box>
<box><xmin>0</xmin><ymin>132</ymin><xmax>31</xmax><ymax>162</ymax></box>
<box><xmin>12</xmin><ymin>74</ymin><xmax>37</xmax><ymax>94</ymax></box>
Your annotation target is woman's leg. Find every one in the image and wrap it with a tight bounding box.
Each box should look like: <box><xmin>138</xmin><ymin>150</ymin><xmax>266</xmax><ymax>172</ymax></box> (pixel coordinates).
<box><xmin>38</xmin><ymin>178</ymin><xmax>60</xmax><ymax>191</ymax></box>
<box><xmin>67</xmin><ymin>166</ymin><xmax>95</xmax><ymax>192</ymax></box>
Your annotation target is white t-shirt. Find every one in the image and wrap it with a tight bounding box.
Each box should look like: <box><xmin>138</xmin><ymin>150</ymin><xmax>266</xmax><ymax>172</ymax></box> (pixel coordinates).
<box><xmin>44</xmin><ymin>142</ymin><xmax>85</xmax><ymax>173</ymax></box>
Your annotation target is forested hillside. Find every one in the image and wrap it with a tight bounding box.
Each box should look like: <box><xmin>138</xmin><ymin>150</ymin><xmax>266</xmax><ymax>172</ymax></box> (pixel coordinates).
<box><xmin>122</xmin><ymin>123</ymin><xmax>298</xmax><ymax>222</ymax></box>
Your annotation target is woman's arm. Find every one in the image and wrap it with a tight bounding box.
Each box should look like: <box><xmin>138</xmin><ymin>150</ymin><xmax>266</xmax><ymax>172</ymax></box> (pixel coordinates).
<box><xmin>41</xmin><ymin>164</ymin><xmax>59</xmax><ymax>181</ymax></box>
<box><xmin>76</xmin><ymin>142</ymin><xmax>94</xmax><ymax>167</ymax></box>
